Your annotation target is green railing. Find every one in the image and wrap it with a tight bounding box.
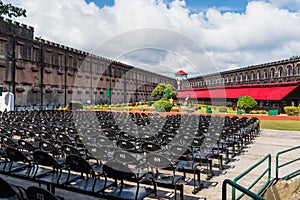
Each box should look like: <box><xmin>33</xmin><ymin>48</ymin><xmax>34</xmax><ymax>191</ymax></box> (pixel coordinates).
<box><xmin>232</xmin><ymin>154</ymin><xmax>271</xmax><ymax>199</ymax></box>
<box><xmin>222</xmin><ymin>179</ymin><xmax>264</xmax><ymax>200</ymax></box>
<box><xmin>276</xmin><ymin>145</ymin><xmax>300</xmax><ymax>180</ymax></box>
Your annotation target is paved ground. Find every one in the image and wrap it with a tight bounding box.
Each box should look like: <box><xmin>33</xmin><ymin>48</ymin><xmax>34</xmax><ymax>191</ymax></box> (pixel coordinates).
<box><xmin>1</xmin><ymin>129</ymin><xmax>299</xmax><ymax>200</ymax></box>
<box><xmin>195</xmin><ymin>129</ymin><xmax>300</xmax><ymax>200</ymax></box>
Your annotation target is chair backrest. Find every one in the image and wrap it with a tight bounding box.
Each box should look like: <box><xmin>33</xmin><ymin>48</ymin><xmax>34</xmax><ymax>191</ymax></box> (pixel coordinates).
<box><xmin>96</xmin><ymin>136</ymin><xmax>113</xmax><ymax>147</ymax></box>
<box><xmin>146</xmin><ymin>153</ymin><xmax>172</xmax><ymax>170</ymax></box>
<box><xmin>191</xmin><ymin>137</ymin><xmax>204</xmax><ymax>148</ymax></box>
<box><xmin>117</xmin><ymin>139</ymin><xmax>136</xmax><ymax>150</ymax></box>
<box><xmin>56</xmin><ymin>133</ymin><xmax>71</xmax><ymax>145</ymax></box>
<box><xmin>65</xmin><ymin>154</ymin><xmax>94</xmax><ymax>176</ymax></box>
<box><xmin>27</xmin><ymin>186</ymin><xmax>60</xmax><ymax>200</ymax></box>
<box><xmin>18</xmin><ymin>139</ymin><xmax>37</xmax><ymax>152</ymax></box>
<box><xmin>0</xmin><ymin>177</ymin><xmax>20</xmax><ymax>198</ymax></box>
<box><xmin>39</xmin><ymin>140</ymin><xmax>59</xmax><ymax>155</ymax></box>
<box><xmin>170</xmin><ymin>145</ymin><xmax>192</xmax><ymax>158</ymax></box>
<box><xmin>142</xmin><ymin>142</ymin><xmax>161</xmax><ymax>152</ymax></box>
<box><xmin>119</xmin><ymin>131</ymin><xmax>137</xmax><ymax>141</ymax></box>
<box><xmin>6</xmin><ymin>147</ymin><xmax>29</xmax><ymax>163</ymax></box>
<box><xmin>1</xmin><ymin>135</ymin><xmax>18</xmax><ymax>148</ymax></box>
<box><xmin>113</xmin><ymin>150</ymin><xmax>140</xmax><ymax>165</ymax></box>
<box><xmin>86</xmin><ymin>145</ymin><xmax>108</xmax><ymax>163</ymax></box>
<box><xmin>39</xmin><ymin>131</ymin><xmax>53</xmax><ymax>141</ymax></box>
<box><xmin>33</xmin><ymin>150</ymin><xmax>60</xmax><ymax>169</ymax></box>
<box><xmin>61</xmin><ymin>144</ymin><xmax>81</xmax><ymax>157</ymax></box>
<box><xmin>103</xmin><ymin>161</ymin><xmax>136</xmax><ymax>181</ymax></box>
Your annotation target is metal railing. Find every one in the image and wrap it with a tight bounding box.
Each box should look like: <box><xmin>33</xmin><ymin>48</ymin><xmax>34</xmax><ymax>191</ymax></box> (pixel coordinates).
<box><xmin>222</xmin><ymin>179</ymin><xmax>264</xmax><ymax>200</ymax></box>
<box><xmin>276</xmin><ymin>145</ymin><xmax>300</xmax><ymax>180</ymax></box>
<box><xmin>232</xmin><ymin>154</ymin><xmax>271</xmax><ymax>199</ymax></box>
<box><xmin>223</xmin><ymin>146</ymin><xmax>300</xmax><ymax>199</ymax></box>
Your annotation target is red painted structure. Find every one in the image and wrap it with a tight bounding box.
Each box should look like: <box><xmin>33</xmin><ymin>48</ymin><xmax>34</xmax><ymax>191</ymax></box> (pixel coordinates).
<box><xmin>175</xmin><ymin>70</ymin><xmax>188</xmax><ymax>75</ymax></box>
<box><xmin>178</xmin><ymin>81</ymin><xmax>300</xmax><ymax>101</ymax></box>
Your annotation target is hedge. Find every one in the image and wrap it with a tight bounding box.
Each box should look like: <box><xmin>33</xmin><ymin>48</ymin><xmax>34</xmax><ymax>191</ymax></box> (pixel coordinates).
<box><xmin>284</xmin><ymin>106</ymin><xmax>300</xmax><ymax>116</ymax></box>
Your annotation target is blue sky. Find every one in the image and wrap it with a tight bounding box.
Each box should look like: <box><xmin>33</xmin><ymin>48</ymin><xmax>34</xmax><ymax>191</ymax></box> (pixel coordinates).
<box><xmin>85</xmin><ymin>0</ymin><xmax>249</xmax><ymax>13</ymax></box>
<box><xmin>5</xmin><ymin>0</ymin><xmax>300</xmax><ymax>77</ymax></box>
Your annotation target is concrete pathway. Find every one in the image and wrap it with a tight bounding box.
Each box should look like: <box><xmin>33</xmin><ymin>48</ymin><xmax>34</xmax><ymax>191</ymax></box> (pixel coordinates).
<box><xmin>191</xmin><ymin>129</ymin><xmax>300</xmax><ymax>200</ymax></box>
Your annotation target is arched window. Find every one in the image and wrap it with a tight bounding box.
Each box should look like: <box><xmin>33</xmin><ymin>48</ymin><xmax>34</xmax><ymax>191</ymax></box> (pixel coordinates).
<box><xmin>263</xmin><ymin>70</ymin><xmax>268</xmax><ymax>79</ymax></box>
<box><xmin>245</xmin><ymin>73</ymin><xmax>248</xmax><ymax>81</ymax></box>
<box><xmin>297</xmin><ymin>64</ymin><xmax>300</xmax><ymax>75</ymax></box>
<box><xmin>239</xmin><ymin>73</ymin><xmax>243</xmax><ymax>81</ymax></box>
<box><xmin>257</xmin><ymin>71</ymin><xmax>260</xmax><ymax>80</ymax></box>
<box><xmin>235</xmin><ymin>75</ymin><xmax>238</xmax><ymax>82</ymax></box>
<box><xmin>287</xmin><ymin>65</ymin><xmax>292</xmax><ymax>76</ymax></box>
<box><xmin>251</xmin><ymin>72</ymin><xmax>254</xmax><ymax>80</ymax></box>
<box><xmin>271</xmin><ymin>68</ymin><xmax>275</xmax><ymax>78</ymax></box>
<box><xmin>278</xmin><ymin>67</ymin><xmax>283</xmax><ymax>77</ymax></box>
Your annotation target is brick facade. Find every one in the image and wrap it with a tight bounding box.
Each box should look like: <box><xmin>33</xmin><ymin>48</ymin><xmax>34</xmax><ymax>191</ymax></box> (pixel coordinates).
<box><xmin>0</xmin><ymin>17</ymin><xmax>176</xmax><ymax>108</ymax></box>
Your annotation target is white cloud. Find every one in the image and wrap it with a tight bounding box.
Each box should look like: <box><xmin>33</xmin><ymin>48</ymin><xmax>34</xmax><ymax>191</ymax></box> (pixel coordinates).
<box><xmin>4</xmin><ymin>0</ymin><xmax>300</xmax><ymax>77</ymax></box>
<box><xmin>268</xmin><ymin>0</ymin><xmax>300</xmax><ymax>11</ymax></box>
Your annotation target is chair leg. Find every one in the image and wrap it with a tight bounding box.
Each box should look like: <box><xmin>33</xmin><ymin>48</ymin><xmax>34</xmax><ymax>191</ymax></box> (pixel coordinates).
<box><xmin>206</xmin><ymin>160</ymin><xmax>213</xmax><ymax>180</ymax></box>
<box><xmin>192</xmin><ymin>169</ymin><xmax>202</xmax><ymax>194</ymax></box>
<box><xmin>179</xmin><ymin>184</ymin><xmax>184</xmax><ymax>200</ymax></box>
<box><xmin>219</xmin><ymin>155</ymin><xmax>224</xmax><ymax>170</ymax></box>
<box><xmin>225</xmin><ymin>148</ymin><xmax>230</xmax><ymax>164</ymax></box>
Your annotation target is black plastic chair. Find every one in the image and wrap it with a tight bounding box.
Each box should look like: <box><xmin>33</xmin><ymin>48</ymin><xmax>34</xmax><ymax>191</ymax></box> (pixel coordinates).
<box><xmin>33</xmin><ymin>150</ymin><xmax>79</xmax><ymax>193</ymax></box>
<box><xmin>39</xmin><ymin>140</ymin><xmax>62</xmax><ymax>158</ymax></box>
<box><xmin>103</xmin><ymin>161</ymin><xmax>156</xmax><ymax>200</ymax></box>
<box><xmin>18</xmin><ymin>139</ymin><xmax>38</xmax><ymax>155</ymax></box>
<box><xmin>0</xmin><ymin>176</ymin><xmax>27</xmax><ymax>200</ymax></box>
<box><xmin>112</xmin><ymin>150</ymin><xmax>146</xmax><ymax>178</ymax></box>
<box><xmin>27</xmin><ymin>186</ymin><xmax>64</xmax><ymax>200</ymax></box>
<box><xmin>65</xmin><ymin>154</ymin><xmax>113</xmax><ymax>194</ymax></box>
<box><xmin>4</xmin><ymin>147</ymin><xmax>34</xmax><ymax>176</ymax></box>
<box><xmin>145</xmin><ymin>153</ymin><xmax>184</xmax><ymax>200</ymax></box>
<box><xmin>169</xmin><ymin>145</ymin><xmax>203</xmax><ymax>194</ymax></box>
<box><xmin>142</xmin><ymin>142</ymin><xmax>161</xmax><ymax>153</ymax></box>
<box><xmin>55</xmin><ymin>133</ymin><xmax>75</xmax><ymax>146</ymax></box>
<box><xmin>190</xmin><ymin>137</ymin><xmax>214</xmax><ymax>180</ymax></box>
<box><xmin>1</xmin><ymin>135</ymin><xmax>18</xmax><ymax>148</ymax></box>
<box><xmin>117</xmin><ymin>139</ymin><xmax>143</xmax><ymax>154</ymax></box>
<box><xmin>60</xmin><ymin>144</ymin><xmax>86</xmax><ymax>159</ymax></box>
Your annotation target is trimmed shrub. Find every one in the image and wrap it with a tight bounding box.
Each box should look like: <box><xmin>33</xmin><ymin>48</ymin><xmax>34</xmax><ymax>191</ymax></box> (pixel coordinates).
<box><xmin>218</xmin><ymin>106</ymin><xmax>227</xmax><ymax>113</ymax></box>
<box><xmin>237</xmin><ymin>96</ymin><xmax>257</xmax><ymax>113</ymax></box>
<box><xmin>284</xmin><ymin>106</ymin><xmax>299</xmax><ymax>116</ymax></box>
<box><xmin>259</xmin><ymin>110</ymin><xmax>267</xmax><ymax>114</ymax></box>
<box><xmin>153</xmin><ymin>99</ymin><xmax>173</xmax><ymax>112</ymax></box>
<box><xmin>250</xmin><ymin>110</ymin><xmax>267</xmax><ymax>114</ymax></box>
<box><xmin>171</xmin><ymin>107</ymin><xmax>180</xmax><ymax>112</ymax></box>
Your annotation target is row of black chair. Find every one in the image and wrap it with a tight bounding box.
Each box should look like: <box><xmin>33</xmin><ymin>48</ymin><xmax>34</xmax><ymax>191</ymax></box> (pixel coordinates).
<box><xmin>0</xmin><ymin>110</ymin><xmax>260</xmax><ymax>199</ymax></box>
<box><xmin>0</xmin><ymin>176</ymin><xmax>64</xmax><ymax>200</ymax></box>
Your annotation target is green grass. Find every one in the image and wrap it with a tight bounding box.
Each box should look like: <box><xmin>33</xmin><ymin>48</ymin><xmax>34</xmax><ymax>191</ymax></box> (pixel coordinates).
<box><xmin>260</xmin><ymin>120</ymin><xmax>300</xmax><ymax>131</ymax></box>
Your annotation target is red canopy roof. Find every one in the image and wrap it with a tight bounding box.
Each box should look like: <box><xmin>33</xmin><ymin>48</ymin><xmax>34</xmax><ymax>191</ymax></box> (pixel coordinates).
<box><xmin>178</xmin><ymin>81</ymin><xmax>299</xmax><ymax>100</ymax></box>
<box><xmin>175</xmin><ymin>70</ymin><xmax>188</xmax><ymax>75</ymax></box>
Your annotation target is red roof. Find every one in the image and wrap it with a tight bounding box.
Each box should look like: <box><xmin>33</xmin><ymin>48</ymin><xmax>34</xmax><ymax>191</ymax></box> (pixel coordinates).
<box><xmin>175</xmin><ymin>70</ymin><xmax>188</xmax><ymax>75</ymax></box>
<box><xmin>178</xmin><ymin>81</ymin><xmax>300</xmax><ymax>100</ymax></box>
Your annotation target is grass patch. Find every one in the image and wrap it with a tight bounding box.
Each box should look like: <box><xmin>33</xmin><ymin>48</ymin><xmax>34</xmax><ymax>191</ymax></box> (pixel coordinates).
<box><xmin>260</xmin><ymin>120</ymin><xmax>300</xmax><ymax>131</ymax></box>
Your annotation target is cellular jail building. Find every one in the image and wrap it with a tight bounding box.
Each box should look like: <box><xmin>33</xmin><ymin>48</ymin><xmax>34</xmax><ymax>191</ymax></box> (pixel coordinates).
<box><xmin>0</xmin><ymin>17</ymin><xmax>300</xmax><ymax>110</ymax></box>
<box><xmin>0</xmin><ymin>17</ymin><xmax>176</xmax><ymax>109</ymax></box>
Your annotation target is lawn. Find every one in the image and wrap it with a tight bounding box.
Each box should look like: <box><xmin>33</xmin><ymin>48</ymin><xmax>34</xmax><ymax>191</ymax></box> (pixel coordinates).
<box><xmin>260</xmin><ymin>120</ymin><xmax>300</xmax><ymax>131</ymax></box>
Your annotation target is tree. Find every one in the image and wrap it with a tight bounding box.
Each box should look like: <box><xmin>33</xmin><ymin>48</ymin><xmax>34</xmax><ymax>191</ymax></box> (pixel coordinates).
<box><xmin>237</xmin><ymin>96</ymin><xmax>257</xmax><ymax>113</ymax></box>
<box><xmin>0</xmin><ymin>1</ymin><xmax>26</xmax><ymax>18</ymax></box>
<box><xmin>151</xmin><ymin>83</ymin><xmax>177</xmax><ymax>99</ymax></box>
